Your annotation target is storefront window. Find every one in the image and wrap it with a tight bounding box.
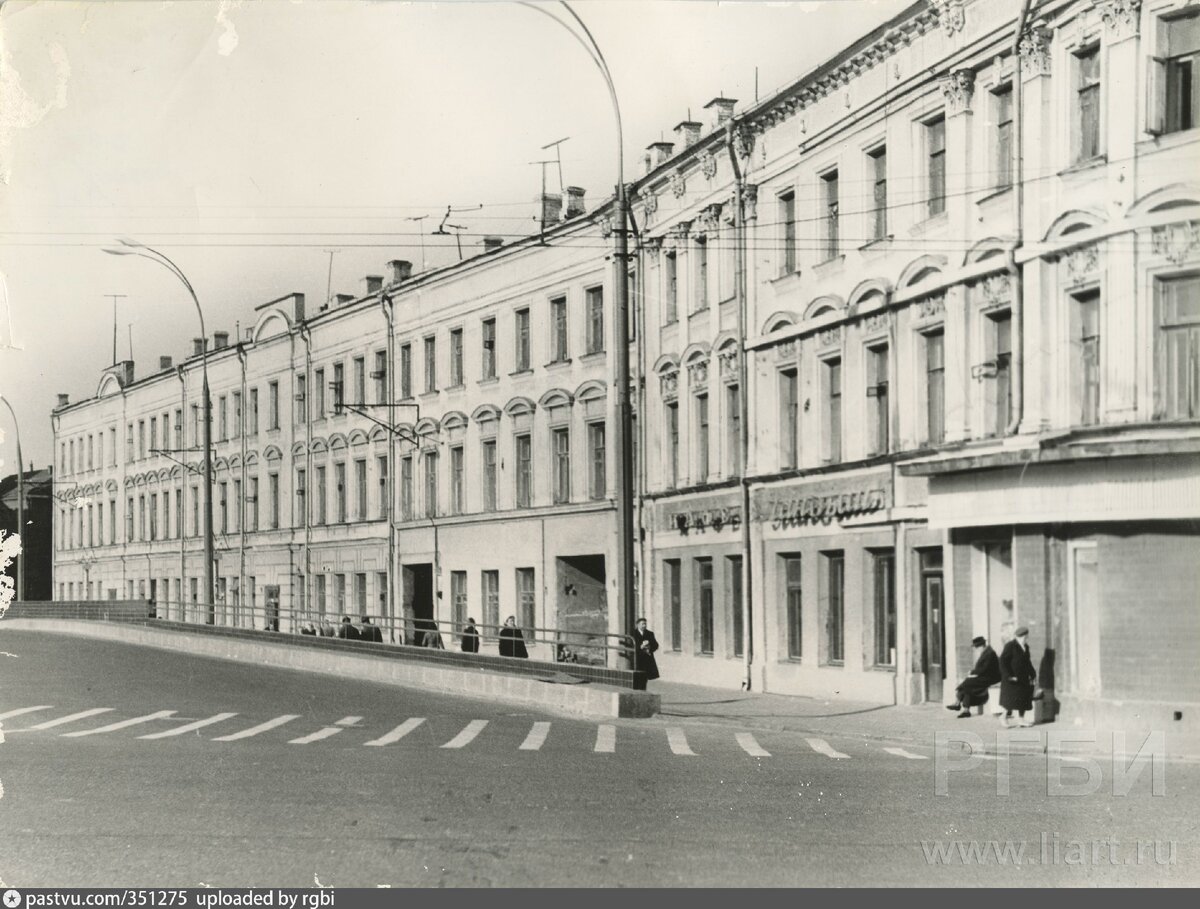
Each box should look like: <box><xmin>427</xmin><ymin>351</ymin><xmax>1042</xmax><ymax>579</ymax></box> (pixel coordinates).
<box><xmin>696</xmin><ymin>558</ymin><xmax>714</xmax><ymax>655</ymax></box>
<box><xmin>728</xmin><ymin>556</ymin><xmax>743</xmax><ymax>658</ymax></box>
<box><xmin>872</xmin><ymin>550</ymin><xmax>896</xmax><ymax>666</ymax></box>
<box><xmin>665</xmin><ymin>559</ymin><xmax>682</xmax><ymax>652</ymax></box>
<box><xmin>784</xmin><ymin>555</ymin><xmax>803</xmax><ymax>660</ymax></box>
<box><xmin>822</xmin><ymin>551</ymin><xmax>845</xmax><ymax>664</ymax></box>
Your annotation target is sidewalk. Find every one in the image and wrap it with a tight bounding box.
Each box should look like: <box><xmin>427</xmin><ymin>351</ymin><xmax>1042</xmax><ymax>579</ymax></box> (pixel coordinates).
<box><xmin>653</xmin><ymin>679</ymin><xmax>1200</xmax><ymax>762</ymax></box>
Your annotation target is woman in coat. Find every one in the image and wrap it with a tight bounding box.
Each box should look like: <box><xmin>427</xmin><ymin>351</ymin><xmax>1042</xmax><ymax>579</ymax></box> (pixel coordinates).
<box><xmin>498</xmin><ymin>616</ymin><xmax>529</xmax><ymax>659</ymax></box>
<box><xmin>999</xmin><ymin>625</ymin><xmax>1037</xmax><ymax>727</ymax></box>
<box><xmin>632</xmin><ymin>617</ymin><xmax>660</xmax><ymax>681</ymax></box>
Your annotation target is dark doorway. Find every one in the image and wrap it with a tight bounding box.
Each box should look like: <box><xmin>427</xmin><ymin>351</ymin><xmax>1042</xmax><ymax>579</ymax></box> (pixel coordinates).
<box><xmin>920</xmin><ymin>548</ymin><xmax>946</xmax><ymax>703</ymax></box>
<box><xmin>555</xmin><ymin>555</ymin><xmax>607</xmax><ymax>666</ymax></box>
<box><xmin>402</xmin><ymin>563</ymin><xmax>434</xmax><ymax>645</ymax></box>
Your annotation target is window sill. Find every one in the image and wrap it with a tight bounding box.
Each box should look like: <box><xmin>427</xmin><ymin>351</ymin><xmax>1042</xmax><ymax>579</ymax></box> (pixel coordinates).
<box><xmin>813</xmin><ymin>254</ymin><xmax>845</xmax><ymax>272</ymax></box>
<box><xmin>975</xmin><ymin>186</ymin><xmax>1012</xmax><ymax>206</ymax></box>
<box><xmin>544</xmin><ymin>359</ymin><xmax>572</xmax><ymax>371</ymax></box>
<box><xmin>689</xmin><ymin>306</ymin><xmax>711</xmax><ymax>319</ymax></box>
<box><xmin>822</xmin><ymin>660</ymin><xmax>846</xmax><ymax>669</ymax></box>
<box><xmin>444</xmin><ymin>383</ymin><xmax>466</xmax><ymax>393</ymax></box>
<box><xmin>509</xmin><ymin>368</ymin><xmax>534</xmax><ymax>378</ymax></box>
<box><xmin>1138</xmin><ymin>127</ymin><xmax>1200</xmax><ymax>154</ymax></box>
<box><xmin>769</xmin><ymin>268</ymin><xmax>802</xmax><ymax>286</ymax></box>
<box><xmin>418</xmin><ymin>391</ymin><xmax>439</xmax><ymax>400</ymax></box>
<box><xmin>579</xmin><ymin>350</ymin><xmax>606</xmax><ymax>363</ymax></box>
<box><xmin>911</xmin><ymin>211</ymin><xmax>949</xmax><ymax>235</ymax></box>
<box><xmin>478</xmin><ymin>376</ymin><xmax>499</xmax><ymax>387</ymax></box>
<box><xmin>1058</xmin><ymin>154</ymin><xmax>1107</xmax><ymax>178</ymax></box>
<box><xmin>857</xmin><ymin>235</ymin><xmax>893</xmax><ymax>252</ymax></box>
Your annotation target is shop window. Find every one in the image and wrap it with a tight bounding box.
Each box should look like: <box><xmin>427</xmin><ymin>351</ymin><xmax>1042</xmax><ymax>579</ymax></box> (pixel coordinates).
<box><xmin>783</xmin><ymin>555</ymin><xmax>803</xmax><ymax>660</ymax></box>
<box><xmin>665</xmin><ymin>559</ymin><xmax>682</xmax><ymax>652</ymax></box>
<box><xmin>728</xmin><ymin>556</ymin><xmax>744</xmax><ymax>658</ymax></box>
<box><xmin>821</xmin><ymin>551</ymin><xmax>844</xmax><ymax>664</ymax></box>
<box><xmin>872</xmin><ymin>550</ymin><xmax>897</xmax><ymax>667</ymax></box>
<box><xmin>696</xmin><ymin>558</ymin><xmax>714</xmax><ymax>655</ymax></box>
<box><xmin>1156</xmin><ymin>273</ymin><xmax>1200</xmax><ymax>419</ymax></box>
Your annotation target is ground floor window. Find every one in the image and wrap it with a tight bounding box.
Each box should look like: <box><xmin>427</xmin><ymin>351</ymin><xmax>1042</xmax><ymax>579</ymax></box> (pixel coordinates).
<box><xmin>696</xmin><ymin>558</ymin><xmax>714</xmax><ymax>655</ymax></box>
<box><xmin>665</xmin><ymin>559</ymin><xmax>682</xmax><ymax>651</ymax></box>
<box><xmin>872</xmin><ymin>549</ymin><xmax>896</xmax><ymax>666</ymax></box>
<box><xmin>783</xmin><ymin>555</ymin><xmax>802</xmax><ymax>660</ymax></box>
<box><xmin>728</xmin><ymin>555</ymin><xmax>744</xmax><ymax>658</ymax></box>
<box><xmin>821</xmin><ymin>551</ymin><xmax>845</xmax><ymax>664</ymax></box>
<box><xmin>482</xmin><ymin>569</ymin><xmax>500</xmax><ymax>632</ymax></box>
<box><xmin>516</xmin><ymin>567</ymin><xmax>536</xmax><ymax>631</ymax></box>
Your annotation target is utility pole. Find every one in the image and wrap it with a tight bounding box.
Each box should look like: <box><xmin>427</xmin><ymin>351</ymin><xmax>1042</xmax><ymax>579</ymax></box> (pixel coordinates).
<box><xmin>0</xmin><ymin>395</ymin><xmax>23</xmax><ymax>601</ymax></box>
<box><xmin>105</xmin><ymin>294</ymin><xmax>127</xmax><ymax>365</ymax></box>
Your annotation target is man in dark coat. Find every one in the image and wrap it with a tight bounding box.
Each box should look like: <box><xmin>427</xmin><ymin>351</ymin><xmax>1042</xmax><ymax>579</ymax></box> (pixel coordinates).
<box><xmin>947</xmin><ymin>636</ymin><xmax>1002</xmax><ymax>717</ymax></box>
<box><xmin>359</xmin><ymin>615</ymin><xmax>384</xmax><ymax>643</ymax></box>
<box><xmin>498</xmin><ymin>616</ymin><xmax>528</xmax><ymax>658</ymax></box>
<box><xmin>999</xmin><ymin>625</ymin><xmax>1037</xmax><ymax>727</ymax></box>
<box><xmin>337</xmin><ymin>616</ymin><xmax>361</xmax><ymax>641</ymax></box>
<box><xmin>632</xmin><ymin>617</ymin><xmax>660</xmax><ymax>682</ymax></box>
<box><xmin>460</xmin><ymin>617</ymin><xmax>480</xmax><ymax>653</ymax></box>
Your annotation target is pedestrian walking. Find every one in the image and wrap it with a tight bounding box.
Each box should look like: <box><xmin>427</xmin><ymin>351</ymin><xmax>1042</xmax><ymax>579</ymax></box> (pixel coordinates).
<box><xmin>632</xmin><ymin>617</ymin><xmax>660</xmax><ymax>681</ymax></box>
<box><xmin>498</xmin><ymin>615</ymin><xmax>528</xmax><ymax>659</ymax></box>
<box><xmin>999</xmin><ymin>625</ymin><xmax>1037</xmax><ymax>727</ymax></box>
<box><xmin>460</xmin><ymin>617</ymin><xmax>480</xmax><ymax>653</ymax></box>
<box><xmin>946</xmin><ymin>635</ymin><xmax>1001</xmax><ymax>717</ymax></box>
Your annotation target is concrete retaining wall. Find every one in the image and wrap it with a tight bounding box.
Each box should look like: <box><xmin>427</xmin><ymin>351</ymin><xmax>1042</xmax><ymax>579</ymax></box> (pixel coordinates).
<box><xmin>0</xmin><ymin>618</ymin><xmax>660</xmax><ymax>719</ymax></box>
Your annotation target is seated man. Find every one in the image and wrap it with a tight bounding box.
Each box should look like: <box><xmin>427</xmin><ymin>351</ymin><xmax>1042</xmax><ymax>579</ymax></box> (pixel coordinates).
<box><xmin>337</xmin><ymin>615</ymin><xmax>362</xmax><ymax>641</ymax></box>
<box><xmin>947</xmin><ymin>635</ymin><xmax>1001</xmax><ymax>718</ymax></box>
<box><xmin>359</xmin><ymin>615</ymin><xmax>384</xmax><ymax>643</ymax></box>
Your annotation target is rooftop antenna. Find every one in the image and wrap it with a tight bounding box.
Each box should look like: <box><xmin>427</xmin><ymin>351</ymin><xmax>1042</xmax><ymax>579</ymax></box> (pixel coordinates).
<box><xmin>105</xmin><ymin>293</ymin><xmax>127</xmax><ymax>364</ymax></box>
<box><xmin>323</xmin><ymin>249</ymin><xmax>341</xmax><ymax>306</ymax></box>
<box><xmin>127</xmin><ymin>323</ymin><xmax>134</xmax><ymax>363</ymax></box>
<box><xmin>403</xmin><ymin>214</ymin><xmax>430</xmax><ymax>270</ymax></box>
<box><xmin>541</xmin><ymin>135</ymin><xmax>570</xmax><ymax>194</ymax></box>
<box><xmin>433</xmin><ymin>204</ymin><xmax>478</xmax><ymax>262</ymax></box>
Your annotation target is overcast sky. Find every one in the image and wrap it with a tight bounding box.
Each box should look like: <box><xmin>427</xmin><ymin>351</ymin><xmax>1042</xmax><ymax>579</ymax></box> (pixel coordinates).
<box><xmin>0</xmin><ymin>0</ymin><xmax>911</xmax><ymax>469</ymax></box>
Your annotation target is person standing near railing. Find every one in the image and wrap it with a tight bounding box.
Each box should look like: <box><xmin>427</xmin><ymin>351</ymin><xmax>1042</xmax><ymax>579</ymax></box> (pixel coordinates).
<box><xmin>460</xmin><ymin>617</ymin><xmax>480</xmax><ymax>654</ymax></box>
<box><xmin>632</xmin><ymin>617</ymin><xmax>660</xmax><ymax>682</ymax></box>
<box><xmin>499</xmin><ymin>616</ymin><xmax>528</xmax><ymax>659</ymax></box>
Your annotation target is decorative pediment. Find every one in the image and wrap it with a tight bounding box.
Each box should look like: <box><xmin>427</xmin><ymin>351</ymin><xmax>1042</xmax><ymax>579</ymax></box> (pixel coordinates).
<box><xmin>1151</xmin><ymin>221</ymin><xmax>1200</xmax><ymax>265</ymax></box>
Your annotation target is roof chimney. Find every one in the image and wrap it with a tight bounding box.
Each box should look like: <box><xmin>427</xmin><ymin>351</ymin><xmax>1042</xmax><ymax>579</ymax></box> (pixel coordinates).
<box><xmin>647</xmin><ymin>140</ymin><xmax>675</xmax><ymax>167</ymax></box>
<box><xmin>363</xmin><ymin>275</ymin><xmax>383</xmax><ymax>296</ymax></box>
<box><xmin>704</xmin><ymin>96</ymin><xmax>737</xmax><ymax>130</ymax></box>
<box><xmin>213</xmin><ymin>331</ymin><xmax>229</xmax><ymax>350</ymax></box>
<box><xmin>121</xmin><ymin>361</ymin><xmax>135</xmax><ymax>385</ymax></box>
<box><xmin>388</xmin><ymin>259</ymin><xmax>413</xmax><ymax>284</ymax></box>
<box><xmin>563</xmin><ymin>186</ymin><xmax>586</xmax><ymax>219</ymax></box>
<box><xmin>674</xmin><ymin>119</ymin><xmax>702</xmax><ymax>149</ymax></box>
<box><xmin>537</xmin><ymin>193</ymin><xmax>562</xmax><ymax>230</ymax></box>
<box><xmin>159</xmin><ymin>355</ymin><xmax>173</xmax><ymax>371</ymax></box>
<box><xmin>642</xmin><ymin>153</ymin><xmax>654</xmax><ymax>176</ymax></box>
<box><xmin>335</xmin><ymin>293</ymin><xmax>356</xmax><ymax>306</ymax></box>
<box><xmin>480</xmin><ymin>236</ymin><xmax>504</xmax><ymax>253</ymax></box>
<box><xmin>193</xmin><ymin>338</ymin><xmax>206</xmax><ymax>357</ymax></box>
<box><xmin>56</xmin><ymin>393</ymin><xmax>70</xmax><ymax>408</ymax></box>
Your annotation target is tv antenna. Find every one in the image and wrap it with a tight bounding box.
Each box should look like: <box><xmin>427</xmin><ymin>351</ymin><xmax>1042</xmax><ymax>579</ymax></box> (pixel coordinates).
<box><xmin>403</xmin><ymin>214</ymin><xmax>430</xmax><ymax>270</ymax></box>
<box><xmin>432</xmin><ymin>204</ymin><xmax>481</xmax><ymax>261</ymax></box>
<box><xmin>105</xmin><ymin>293</ymin><xmax>127</xmax><ymax>364</ymax></box>
<box><xmin>322</xmin><ymin>249</ymin><xmax>341</xmax><ymax>306</ymax></box>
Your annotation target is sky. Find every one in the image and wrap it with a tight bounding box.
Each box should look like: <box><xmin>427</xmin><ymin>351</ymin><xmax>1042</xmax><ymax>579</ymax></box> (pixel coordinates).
<box><xmin>0</xmin><ymin>0</ymin><xmax>913</xmax><ymax>470</ymax></box>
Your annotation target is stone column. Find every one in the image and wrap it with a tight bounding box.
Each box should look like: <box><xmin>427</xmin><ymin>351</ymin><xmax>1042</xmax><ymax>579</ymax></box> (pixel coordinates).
<box><xmin>940</xmin><ymin>68</ymin><xmax>976</xmax><ymax>244</ymax></box>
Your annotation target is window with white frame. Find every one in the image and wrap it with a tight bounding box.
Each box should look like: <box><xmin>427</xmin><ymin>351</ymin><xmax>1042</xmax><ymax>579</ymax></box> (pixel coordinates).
<box><xmin>926</xmin><ymin>116</ymin><xmax>946</xmax><ymax>216</ymax></box>
<box><xmin>515</xmin><ymin>308</ymin><xmax>531</xmax><ymax>371</ymax></box>
<box><xmin>820</xmin><ymin>170</ymin><xmax>840</xmax><ymax>259</ymax></box>
<box><xmin>1074</xmin><ymin>44</ymin><xmax>1101</xmax><ymax>162</ymax></box>
<box><xmin>867</xmin><ymin>343</ymin><xmax>890</xmax><ymax>455</ymax></box>
<box><xmin>868</xmin><ymin>146</ymin><xmax>887</xmax><ymax>240</ymax></box>
<box><xmin>423</xmin><ymin>336</ymin><xmax>437</xmax><ymax>393</ymax></box>
<box><xmin>1156</xmin><ymin>273</ymin><xmax>1200</xmax><ymax>419</ymax></box>
<box><xmin>450</xmin><ymin>445</ymin><xmax>464</xmax><ymax>515</ymax></box>
<box><xmin>552</xmin><ymin>426</ymin><xmax>571</xmax><ymax>504</ymax></box>
<box><xmin>586</xmin><ymin>286</ymin><xmax>604</xmax><ymax>353</ymax></box>
<box><xmin>1150</xmin><ymin>11</ymin><xmax>1200</xmax><ymax>135</ymax></box>
<box><xmin>482</xmin><ymin>317</ymin><xmax>497</xmax><ymax>379</ymax></box>
<box><xmin>823</xmin><ymin>357</ymin><xmax>843</xmax><ymax>463</ymax></box>
<box><xmin>450</xmin><ymin>328</ymin><xmax>464</xmax><ymax>386</ymax></box>
<box><xmin>587</xmin><ymin>421</ymin><xmax>606</xmax><ymax>499</ymax></box>
<box><xmin>515</xmin><ymin>432</ymin><xmax>533</xmax><ymax>507</ymax></box>
<box><xmin>779</xmin><ymin>190</ymin><xmax>797</xmax><ymax>275</ymax></box>
<box><xmin>550</xmin><ymin>296</ymin><xmax>569</xmax><ymax>362</ymax></box>
<box><xmin>1072</xmin><ymin>287</ymin><xmax>1102</xmax><ymax>426</ymax></box>
<box><xmin>993</xmin><ymin>84</ymin><xmax>1014</xmax><ymax>189</ymax></box>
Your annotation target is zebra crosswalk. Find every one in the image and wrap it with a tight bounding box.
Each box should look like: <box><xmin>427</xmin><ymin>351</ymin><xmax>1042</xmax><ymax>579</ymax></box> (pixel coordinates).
<box><xmin>0</xmin><ymin>702</ymin><xmax>942</xmax><ymax>764</ymax></box>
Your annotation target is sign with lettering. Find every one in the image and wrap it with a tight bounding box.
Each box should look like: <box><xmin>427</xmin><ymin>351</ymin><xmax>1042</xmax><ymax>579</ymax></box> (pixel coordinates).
<box><xmin>754</xmin><ymin>479</ymin><xmax>890</xmax><ymax>529</ymax></box>
<box><xmin>659</xmin><ymin>494</ymin><xmax>742</xmax><ymax>535</ymax></box>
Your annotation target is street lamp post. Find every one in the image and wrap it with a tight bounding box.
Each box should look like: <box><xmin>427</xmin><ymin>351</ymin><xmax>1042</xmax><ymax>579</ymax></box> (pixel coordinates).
<box><xmin>0</xmin><ymin>394</ymin><xmax>24</xmax><ymax>601</ymax></box>
<box><xmin>521</xmin><ymin>1</ymin><xmax>637</xmax><ymax>662</ymax></box>
<box><xmin>102</xmin><ymin>240</ymin><xmax>215</xmax><ymax>609</ymax></box>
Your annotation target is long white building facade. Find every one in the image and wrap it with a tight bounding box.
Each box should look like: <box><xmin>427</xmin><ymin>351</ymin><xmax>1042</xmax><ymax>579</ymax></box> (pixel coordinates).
<box><xmin>51</xmin><ymin>0</ymin><xmax>1199</xmax><ymax>728</ymax></box>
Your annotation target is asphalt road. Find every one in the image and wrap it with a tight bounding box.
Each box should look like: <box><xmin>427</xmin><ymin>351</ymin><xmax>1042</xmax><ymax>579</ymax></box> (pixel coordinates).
<box><xmin>0</xmin><ymin>628</ymin><xmax>1196</xmax><ymax>887</ymax></box>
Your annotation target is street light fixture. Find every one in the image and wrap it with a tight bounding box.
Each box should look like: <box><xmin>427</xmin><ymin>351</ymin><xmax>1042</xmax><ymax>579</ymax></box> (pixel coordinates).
<box><xmin>0</xmin><ymin>394</ymin><xmax>24</xmax><ymax>601</ymax></box>
<box><xmin>102</xmin><ymin>239</ymin><xmax>215</xmax><ymax>609</ymax></box>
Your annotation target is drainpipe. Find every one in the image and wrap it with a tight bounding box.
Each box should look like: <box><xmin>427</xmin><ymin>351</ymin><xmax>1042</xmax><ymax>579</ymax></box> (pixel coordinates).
<box><xmin>726</xmin><ymin>123</ymin><xmax>754</xmax><ymax>691</ymax></box>
<box><xmin>380</xmin><ymin>292</ymin><xmax>397</xmax><ymax>640</ymax></box>
<box><xmin>626</xmin><ymin>204</ymin><xmax>648</xmax><ymax>632</ymax></box>
<box><xmin>300</xmin><ymin>323</ymin><xmax>313</xmax><ymax>621</ymax></box>
<box><xmin>1006</xmin><ymin>0</ymin><xmax>1035</xmax><ymax>435</ymax></box>
<box><xmin>237</xmin><ymin>344</ymin><xmax>248</xmax><ymax>626</ymax></box>
<box><xmin>176</xmin><ymin>365</ymin><xmax>187</xmax><ymax>621</ymax></box>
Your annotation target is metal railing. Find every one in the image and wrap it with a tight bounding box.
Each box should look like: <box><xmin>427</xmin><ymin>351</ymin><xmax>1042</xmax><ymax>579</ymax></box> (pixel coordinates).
<box><xmin>147</xmin><ymin>598</ymin><xmax>635</xmax><ymax>667</ymax></box>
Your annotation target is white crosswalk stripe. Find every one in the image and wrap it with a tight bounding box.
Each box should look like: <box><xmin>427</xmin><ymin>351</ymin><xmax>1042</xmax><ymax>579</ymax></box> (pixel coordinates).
<box><xmin>212</xmin><ymin>714</ymin><xmax>300</xmax><ymax>742</ymax></box>
<box><xmin>0</xmin><ymin>706</ymin><xmax>54</xmax><ymax>722</ymax></box>
<box><xmin>289</xmin><ymin>716</ymin><xmax>361</xmax><ymax>745</ymax></box>
<box><xmin>62</xmin><ymin>710</ymin><xmax>177</xmax><ymax>738</ymax></box>
<box><xmin>666</xmin><ymin>727</ymin><xmax>696</xmax><ymax>756</ymax></box>
<box><xmin>883</xmin><ymin>746</ymin><xmax>928</xmax><ymax>760</ymax></box>
<box><xmin>594</xmin><ymin>724</ymin><xmax>616</xmax><ymax>753</ymax></box>
<box><xmin>806</xmin><ymin>737</ymin><xmax>850</xmax><ymax>760</ymax></box>
<box><xmin>519</xmin><ymin>721</ymin><xmax>551</xmax><ymax>751</ymax></box>
<box><xmin>27</xmin><ymin>708</ymin><xmax>114</xmax><ymax>731</ymax></box>
<box><xmin>139</xmin><ymin>713</ymin><xmax>238</xmax><ymax>740</ymax></box>
<box><xmin>441</xmin><ymin>719</ymin><xmax>488</xmax><ymax>749</ymax></box>
<box><xmin>363</xmin><ymin>718</ymin><xmax>425</xmax><ymax>747</ymax></box>
<box><xmin>736</xmin><ymin>732</ymin><xmax>771</xmax><ymax>757</ymax></box>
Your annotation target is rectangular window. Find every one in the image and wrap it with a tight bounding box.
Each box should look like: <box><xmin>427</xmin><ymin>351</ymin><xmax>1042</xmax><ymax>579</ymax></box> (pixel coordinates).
<box><xmin>269</xmin><ymin>472</ymin><xmax>280</xmax><ymax>529</ymax></box>
<box><xmin>869</xmin><ymin>146</ymin><xmax>888</xmax><ymax>240</ymax></box>
<box><xmin>191</xmin><ymin>487</ymin><xmax>199</xmax><ymax>537</ymax></box>
<box><xmin>450</xmin><ymin>445</ymin><xmax>464</xmax><ymax>515</ymax></box>
<box><xmin>481</xmin><ymin>317</ymin><xmax>497</xmax><ymax>379</ymax></box>
<box><xmin>779</xmin><ymin>190</ymin><xmax>797</xmax><ymax>275</ymax></box>
<box><xmin>665</xmin><ymin>559</ymin><xmax>682</xmax><ymax>652</ymax></box>
<box><xmin>313</xmin><ymin>369</ymin><xmax>326</xmax><ymax>420</ymax></box>
<box><xmin>550</xmin><ymin>296</ymin><xmax>569</xmax><ymax>362</ymax></box>
<box><xmin>268</xmin><ymin>381</ymin><xmax>280</xmax><ymax>429</ymax></box>
<box><xmin>294</xmin><ymin>374</ymin><xmax>306</xmax><ymax>424</ymax></box>
<box><xmin>232</xmin><ymin>479</ymin><xmax>242</xmax><ymax>534</ymax></box>
<box><xmin>150</xmin><ymin>494</ymin><xmax>159</xmax><ymax>541</ymax></box>
<box><xmin>248</xmin><ymin>388</ymin><xmax>258</xmax><ymax>436</ymax></box>
<box><xmin>334</xmin><ymin>574</ymin><xmax>346</xmax><ymax>615</ymax></box>
<box><xmin>515</xmin><ymin>308</ymin><xmax>531</xmax><ymax>371</ymax></box>
<box><xmin>217</xmin><ymin>484</ymin><xmax>227</xmax><ymax>534</ymax></box>
<box><xmin>696</xmin><ymin>558</ymin><xmax>714</xmax><ymax>655</ymax></box>
<box><xmin>423</xmin><ymin>336</ymin><xmax>437</xmax><ymax>393</ymax></box>
<box><xmin>150</xmin><ymin>416</ymin><xmax>158</xmax><ymax>454</ymax></box>
<box><xmin>726</xmin><ymin>384</ymin><xmax>742</xmax><ymax>476</ymax></box>
<box><xmin>331</xmin><ymin>364</ymin><xmax>343</xmax><ymax>414</ymax></box>
<box><xmin>516</xmin><ymin>567</ymin><xmax>536</xmax><ymax>630</ymax></box>
<box><xmin>482</xmin><ymin>570</ymin><xmax>500</xmax><ymax>631</ymax></box>
<box><xmin>994</xmin><ymin>85</ymin><xmax>1013</xmax><ymax>188</ymax></box>
<box><xmin>927</xmin><ymin>116</ymin><xmax>946</xmax><ymax>216</ymax></box>
<box><xmin>825</xmin><ymin>358</ymin><xmax>843</xmax><ymax>463</ymax></box>
<box><xmin>728</xmin><ymin>555</ymin><xmax>744</xmax><ymax>658</ymax></box>
<box><xmin>400</xmin><ymin>455</ymin><xmax>413</xmax><ymax>520</ymax></box>
<box><xmin>695</xmin><ymin>393</ymin><xmax>709</xmax><ymax>480</ymax></box>
<box><xmin>315</xmin><ymin>466</ymin><xmax>327</xmax><ymax>525</ymax></box>
<box><xmin>355</xmin><ymin>458</ymin><xmax>367</xmax><ymax>519</ymax></box>
<box><xmin>587</xmin><ymin>422</ymin><xmax>606</xmax><ymax>500</ymax></box>
<box><xmin>1160</xmin><ymin>12</ymin><xmax>1200</xmax><ymax>134</ymax></box>
<box><xmin>87</xmin><ymin>434</ymin><xmax>94</xmax><ymax>470</ymax></box>
<box><xmin>247</xmin><ymin>477</ymin><xmax>258</xmax><ymax>532</ymax></box>
<box><xmin>376</xmin><ymin>455</ymin><xmax>388</xmax><ymax>519</ymax></box>
<box><xmin>925</xmin><ymin>329</ymin><xmax>946</xmax><ymax>444</ymax></box>
<box><xmin>355</xmin><ymin>573</ymin><xmax>367</xmax><ymax>614</ymax></box>
<box><xmin>694</xmin><ymin>237</ymin><xmax>709</xmax><ymax>311</ymax></box>
<box><xmin>449</xmin><ymin>328</ymin><xmax>464</xmax><ymax>386</ymax></box>
<box><xmin>353</xmin><ymin>356</ymin><xmax>366</xmax><ymax>405</ymax></box>
<box><xmin>1075</xmin><ymin>46</ymin><xmax>1101</xmax><ymax>162</ymax></box>
<box><xmin>821</xmin><ymin>170</ymin><xmax>839</xmax><ymax>259</ymax></box>
<box><xmin>990</xmin><ymin>312</ymin><xmax>1013</xmax><ymax>435</ymax></box>
<box><xmin>779</xmin><ymin>367</ymin><xmax>798</xmax><ymax>469</ymax></box>
<box><xmin>482</xmin><ymin>439</ymin><xmax>497</xmax><ymax>511</ymax></box>
<box><xmin>451</xmin><ymin>570</ymin><xmax>468</xmax><ymax>630</ymax></box>
<box><xmin>665</xmin><ymin>252</ymin><xmax>678</xmax><ymax>323</ymax></box>
<box><xmin>586</xmin><ymin>286</ymin><xmax>604</xmax><ymax>353</ymax></box>
<box><xmin>423</xmin><ymin>451</ymin><xmax>438</xmax><ymax>518</ymax></box>
<box><xmin>112</xmin><ymin>497</ymin><xmax>119</xmax><ymax>543</ymax></box>
<box><xmin>873</xmin><ymin>550</ymin><xmax>897</xmax><ymax>666</ymax></box>
<box><xmin>665</xmin><ymin>401</ymin><xmax>680</xmax><ymax>488</ymax></box>
<box><xmin>515</xmin><ymin>433</ymin><xmax>532</xmax><ymax>508</ymax></box>
<box><xmin>138</xmin><ymin>420</ymin><xmax>145</xmax><ymax>458</ymax></box>
<box><xmin>1156</xmin><ymin>274</ymin><xmax>1200</xmax><ymax>419</ymax></box>
<box><xmin>868</xmin><ymin>343</ymin><xmax>890</xmax><ymax>455</ymax></box>
<box><xmin>821</xmin><ymin>552</ymin><xmax>844</xmax><ymax>663</ymax></box>
<box><xmin>1074</xmin><ymin>288</ymin><xmax>1102</xmax><ymax>426</ymax></box>
<box><xmin>126</xmin><ymin>424</ymin><xmax>134</xmax><ymax>462</ymax></box>
<box><xmin>110</xmin><ymin>426</ymin><xmax>118</xmax><ymax>465</ymax></box>
<box><xmin>334</xmin><ymin>462</ymin><xmax>347</xmax><ymax>522</ymax></box>
<box><xmin>782</xmin><ymin>554</ymin><xmax>802</xmax><ymax>659</ymax></box>
<box><xmin>552</xmin><ymin>426</ymin><xmax>571</xmax><ymax>504</ymax></box>
<box><xmin>378</xmin><ymin>349</ymin><xmax>393</xmax><ymax>403</ymax></box>
<box><xmin>232</xmin><ymin>391</ymin><xmax>242</xmax><ymax>438</ymax></box>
